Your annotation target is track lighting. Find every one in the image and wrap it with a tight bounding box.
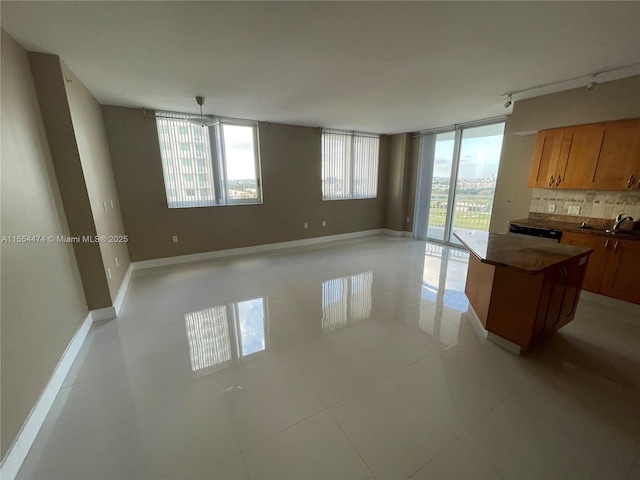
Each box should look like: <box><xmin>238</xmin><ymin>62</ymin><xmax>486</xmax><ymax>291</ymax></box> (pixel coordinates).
<box><xmin>504</xmin><ymin>94</ymin><xmax>513</xmax><ymax>108</ymax></box>
<box><xmin>499</xmin><ymin>62</ymin><xmax>639</xmax><ymax>103</ymax></box>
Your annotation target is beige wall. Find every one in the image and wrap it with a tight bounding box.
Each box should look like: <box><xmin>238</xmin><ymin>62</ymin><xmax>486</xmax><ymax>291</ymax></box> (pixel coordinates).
<box><xmin>102</xmin><ymin>106</ymin><xmax>390</xmax><ymax>261</ymax></box>
<box><xmin>29</xmin><ymin>53</ymin><xmax>111</xmax><ymax>308</ymax></box>
<box><xmin>61</xmin><ymin>62</ymin><xmax>130</xmax><ymax>300</ymax></box>
<box><xmin>29</xmin><ymin>53</ymin><xmax>130</xmax><ymax>307</ymax></box>
<box><xmin>0</xmin><ymin>30</ymin><xmax>89</xmax><ymax>458</ymax></box>
<box><xmin>406</xmin><ymin>136</ymin><xmax>420</xmax><ymax>234</ymax></box>
<box><xmin>490</xmin><ymin>75</ymin><xmax>640</xmax><ymax>233</ymax></box>
<box><xmin>384</xmin><ymin>133</ymin><xmax>412</xmax><ymax>232</ymax></box>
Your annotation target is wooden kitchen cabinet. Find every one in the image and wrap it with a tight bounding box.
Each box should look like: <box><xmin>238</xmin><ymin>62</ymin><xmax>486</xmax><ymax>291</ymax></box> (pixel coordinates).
<box><xmin>457</xmin><ymin>231</ymin><xmax>591</xmax><ymax>352</ymax></box>
<box><xmin>528</xmin><ymin>124</ymin><xmax>603</xmax><ymax>189</ymax></box>
<box><xmin>528</xmin><ymin>128</ymin><xmax>566</xmax><ymax>188</ymax></box>
<box><xmin>583</xmin><ymin>119</ymin><xmax>640</xmax><ymax>191</ymax></box>
<box><xmin>556</xmin><ymin>124</ymin><xmax>605</xmax><ymax>189</ymax></box>
<box><xmin>600</xmin><ymin>238</ymin><xmax>640</xmax><ymax>303</ymax></box>
<box><xmin>561</xmin><ymin>231</ymin><xmax>640</xmax><ymax>303</ymax></box>
<box><xmin>560</xmin><ymin>231</ymin><xmax>610</xmax><ymax>292</ymax></box>
<box><xmin>529</xmin><ymin>118</ymin><xmax>640</xmax><ymax>191</ymax></box>
<box><xmin>532</xmin><ymin>255</ymin><xmax>586</xmax><ymax>343</ymax></box>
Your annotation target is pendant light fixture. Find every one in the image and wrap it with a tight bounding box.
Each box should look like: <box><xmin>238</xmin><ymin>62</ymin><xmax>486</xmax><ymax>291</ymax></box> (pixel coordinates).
<box><xmin>186</xmin><ymin>96</ymin><xmax>217</xmax><ymax>127</ymax></box>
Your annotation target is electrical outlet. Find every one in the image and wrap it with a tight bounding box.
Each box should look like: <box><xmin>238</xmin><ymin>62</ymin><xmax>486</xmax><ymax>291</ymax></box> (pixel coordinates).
<box><xmin>568</xmin><ymin>205</ymin><xmax>581</xmax><ymax>215</ymax></box>
<box><xmin>110</xmin><ymin>200</ymin><xmax>114</xmax><ymax>209</ymax></box>
<box><xmin>322</xmin><ymin>220</ymin><xmax>326</xmax><ymax>227</ymax></box>
<box><xmin>406</xmin><ymin>217</ymin><xmax>410</xmax><ymax>223</ymax></box>
<box><xmin>304</xmin><ymin>223</ymin><xmax>309</xmax><ymax>229</ymax></box>
<box><xmin>172</xmin><ymin>235</ymin><xmax>178</xmax><ymax>243</ymax></box>
<box><xmin>103</xmin><ymin>202</ymin><xmax>108</xmax><ymax>212</ymax></box>
<box><xmin>107</xmin><ymin>268</ymin><xmax>112</xmax><ymax>279</ymax></box>
<box><xmin>547</xmin><ymin>204</ymin><xmax>556</xmax><ymax>213</ymax></box>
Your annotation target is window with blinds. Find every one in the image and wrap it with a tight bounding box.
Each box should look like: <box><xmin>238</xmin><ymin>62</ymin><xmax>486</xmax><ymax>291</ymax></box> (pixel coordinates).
<box><xmin>322</xmin><ymin>129</ymin><xmax>380</xmax><ymax>200</ymax></box>
<box><xmin>156</xmin><ymin>113</ymin><xmax>262</xmax><ymax>208</ymax></box>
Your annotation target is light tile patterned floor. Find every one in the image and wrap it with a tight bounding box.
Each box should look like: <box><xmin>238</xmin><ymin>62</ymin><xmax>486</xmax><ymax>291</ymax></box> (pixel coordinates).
<box><xmin>17</xmin><ymin>236</ymin><xmax>640</xmax><ymax>479</ymax></box>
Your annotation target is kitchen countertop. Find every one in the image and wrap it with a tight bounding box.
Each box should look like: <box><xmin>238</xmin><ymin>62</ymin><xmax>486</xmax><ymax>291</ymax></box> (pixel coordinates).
<box><xmin>454</xmin><ymin>230</ymin><xmax>592</xmax><ymax>274</ymax></box>
<box><xmin>510</xmin><ymin>217</ymin><xmax>640</xmax><ymax>241</ymax></box>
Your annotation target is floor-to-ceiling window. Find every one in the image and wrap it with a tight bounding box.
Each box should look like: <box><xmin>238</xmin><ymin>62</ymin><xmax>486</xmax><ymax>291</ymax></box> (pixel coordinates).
<box><xmin>415</xmin><ymin>120</ymin><xmax>505</xmax><ymax>245</ymax></box>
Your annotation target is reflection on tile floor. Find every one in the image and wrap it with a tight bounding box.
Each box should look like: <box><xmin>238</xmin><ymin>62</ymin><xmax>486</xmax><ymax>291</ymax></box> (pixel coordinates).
<box><xmin>17</xmin><ymin>236</ymin><xmax>640</xmax><ymax>479</ymax></box>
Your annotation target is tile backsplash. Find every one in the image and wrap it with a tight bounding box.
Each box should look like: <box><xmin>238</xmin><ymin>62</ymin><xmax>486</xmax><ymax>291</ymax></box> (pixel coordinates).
<box><xmin>529</xmin><ymin>189</ymin><xmax>640</xmax><ymax>220</ymax></box>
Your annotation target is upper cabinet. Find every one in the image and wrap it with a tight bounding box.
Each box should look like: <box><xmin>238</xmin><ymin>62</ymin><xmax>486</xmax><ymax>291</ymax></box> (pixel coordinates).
<box><xmin>528</xmin><ymin>118</ymin><xmax>640</xmax><ymax>190</ymax></box>
<box><xmin>528</xmin><ymin>128</ymin><xmax>565</xmax><ymax>188</ymax></box>
<box><xmin>583</xmin><ymin>119</ymin><xmax>640</xmax><ymax>190</ymax></box>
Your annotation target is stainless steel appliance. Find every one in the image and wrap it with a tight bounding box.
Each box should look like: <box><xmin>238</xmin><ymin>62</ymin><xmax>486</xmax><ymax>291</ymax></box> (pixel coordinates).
<box><xmin>508</xmin><ymin>224</ymin><xmax>562</xmax><ymax>242</ymax></box>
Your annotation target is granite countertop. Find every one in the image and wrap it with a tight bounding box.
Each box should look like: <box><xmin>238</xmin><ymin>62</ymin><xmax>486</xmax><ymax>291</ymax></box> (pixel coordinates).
<box><xmin>454</xmin><ymin>230</ymin><xmax>592</xmax><ymax>274</ymax></box>
<box><xmin>510</xmin><ymin>217</ymin><xmax>640</xmax><ymax>241</ymax></box>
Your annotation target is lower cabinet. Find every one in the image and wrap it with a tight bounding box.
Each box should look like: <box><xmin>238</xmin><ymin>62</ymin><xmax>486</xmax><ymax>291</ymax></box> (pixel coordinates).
<box><xmin>532</xmin><ymin>258</ymin><xmax>585</xmax><ymax>343</ymax></box>
<box><xmin>561</xmin><ymin>232</ymin><xmax>640</xmax><ymax>304</ymax></box>
<box><xmin>466</xmin><ymin>252</ymin><xmax>589</xmax><ymax>352</ymax></box>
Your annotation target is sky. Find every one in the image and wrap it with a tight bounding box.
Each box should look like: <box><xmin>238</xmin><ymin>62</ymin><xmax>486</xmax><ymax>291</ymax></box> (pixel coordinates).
<box><xmin>433</xmin><ymin>124</ymin><xmax>505</xmax><ymax>179</ymax></box>
<box><xmin>223</xmin><ymin>125</ymin><xmax>257</xmax><ymax>181</ymax></box>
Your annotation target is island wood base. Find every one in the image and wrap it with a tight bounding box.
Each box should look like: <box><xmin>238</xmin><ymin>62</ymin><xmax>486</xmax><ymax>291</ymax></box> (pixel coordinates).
<box><xmin>464</xmin><ymin>253</ymin><xmax>589</xmax><ymax>352</ymax></box>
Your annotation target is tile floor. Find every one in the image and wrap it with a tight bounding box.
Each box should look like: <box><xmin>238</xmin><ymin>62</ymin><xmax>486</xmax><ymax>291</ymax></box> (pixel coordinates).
<box><xmin>16</xmin><ymin>235</ymin><xmax>640</xmax><ymax>479</ymax></box>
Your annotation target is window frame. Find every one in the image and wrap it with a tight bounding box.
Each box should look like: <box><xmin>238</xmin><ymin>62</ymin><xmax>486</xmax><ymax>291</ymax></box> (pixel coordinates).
<box><xmin>156</xmin><ymin>113</ymin><xmax>263</xmax><ymax>209</ymax></box>
<box><xmin>212</xmin><ymin>123</ymin><xmax>263</xmax><ymax>206</ymax></box>
<box><xmin>321</xmin><ymin>129</ymin><xmax>380</xmax><ymax>201</ymax></box>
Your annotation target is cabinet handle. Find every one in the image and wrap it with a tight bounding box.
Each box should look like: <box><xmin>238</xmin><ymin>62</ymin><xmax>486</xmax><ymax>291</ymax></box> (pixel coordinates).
<box><xmin>555</xmin><ymin>176</ymin><xmax>561</xmax><ymax>187</ymax></box>
<box><xmin>549</xmin><ymin>175</ymin><xmax>555</xmax><ymax>187</ymax></box>
<box><xmin>604</xmin><ymin>238</ymin><xmax>610</xmax><ymax>250</ymax></box>
<box><xmin>614</xmin><ymin>240</ymin><xmax>619</xmax><ymax>252</ymax></box>
<box><xmin>628</xmin><ymin>175</ymin><xmax>635</xmax><ymax>189</ymax></box>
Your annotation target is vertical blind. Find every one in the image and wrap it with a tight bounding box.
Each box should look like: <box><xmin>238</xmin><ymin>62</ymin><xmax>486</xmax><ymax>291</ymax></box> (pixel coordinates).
<box><xmin>322</xmin><ymin>129</ymin><xmax>379</xmax><ymax>200</ymax></box>
<box><xmin>156</xmin><ymin>113</ymin><xmax>218</xmax><ymax>208</ymax></box>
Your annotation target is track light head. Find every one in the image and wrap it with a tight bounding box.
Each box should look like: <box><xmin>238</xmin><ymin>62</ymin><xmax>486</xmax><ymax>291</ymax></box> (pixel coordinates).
<box><xmin>504</xmin><ymin>94</ymin><xmax>513</xmax><ymax>108</ymax></box>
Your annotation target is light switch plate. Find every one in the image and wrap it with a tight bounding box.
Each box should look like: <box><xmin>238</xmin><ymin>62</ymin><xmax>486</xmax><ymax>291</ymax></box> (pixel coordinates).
<box><xmin>547</xmin><ymin>204</ymin><xmax>556</xmax><ymax>213</ymax></box>
<box><xmin>568</xmin><ymin>205</ymin><xmax>580</xmax><ymax>215</ymax></box>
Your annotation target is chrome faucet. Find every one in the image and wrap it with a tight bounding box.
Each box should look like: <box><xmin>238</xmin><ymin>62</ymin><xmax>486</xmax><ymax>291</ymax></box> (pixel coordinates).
<box><xmin>613</xmin><ymin>213</ymin><xmax>633</xmax><ymax>231</ymax></box>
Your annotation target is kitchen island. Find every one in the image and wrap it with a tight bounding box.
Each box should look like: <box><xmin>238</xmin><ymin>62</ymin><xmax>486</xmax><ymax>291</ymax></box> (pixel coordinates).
<box><xmin>455</xmin><ymin>231</ymin><xmax>592</xmax><ymax>353</ymax></box>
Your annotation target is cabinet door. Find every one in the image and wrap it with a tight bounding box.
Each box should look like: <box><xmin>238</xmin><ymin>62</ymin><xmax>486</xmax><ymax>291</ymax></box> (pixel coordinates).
<box><xmin>584</xmin><ymin>119</ymin><xmax>640</xmax><ymax>190</ymax></box>
<box><xmin>600</xmin><ymin>238</ymin><xmax>640</xmax><ymax>304</ymax></box>
<box><xmin>528</xmin><ymin>128</ymin><xmax>565</xmax><ymax>188</ymax></box>
<box><xmin>535</xmin><ymin>256</ymin><xmax>586</xmax><ymax>342</ymax></box>
<box><xmin>556</xmin><ymin>256</ymin><xmax>588</xmax><ymax>329</ymax></box>
<box><xmin>556</xmin><ymin>124</ymin><xmax>605</xmax><ymax>189</ymax></box>
<box><xmin>560</xmin><ymin>232</ymin><xmax>608</xmax><ymax>292</ymax></box>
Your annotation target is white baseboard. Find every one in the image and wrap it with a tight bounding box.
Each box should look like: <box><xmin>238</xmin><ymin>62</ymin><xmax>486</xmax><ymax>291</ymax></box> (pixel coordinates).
<box><xmin>90</xmin><ymin>306</ymin><xmax>116</xmax><ymax>322</ymax></box>
<box><xmin>381</xmin><ymin>228</ymin><xmax>413</xmax><ymax>238</ymax></box>
<box><xmin>131</xmin><ymin>229</ymin><xmax>388</xmax><ymax>270</ymax></box>
<box><xmin>464</xmin><ymin>306</ymin><xmax>522</xmax><ymax>354</ymax></box>
<box><xmin>0</xmin><ymin>312</ymin><xmax>93</xmax><ymax>480</ymax></box>
<box><xmin>464</xmin><ymin>306</ymin><xmax>488</xmax><ymax>341</ymax></box>
<box><xmin>113</xmin><ymin>263</ymin><xmax>133</xmax><ymax>316</ymax></box>
<box><xmin>487</xmin><ymin>332</ymin><xmax>523</xmax><ymax>355</ymax></box>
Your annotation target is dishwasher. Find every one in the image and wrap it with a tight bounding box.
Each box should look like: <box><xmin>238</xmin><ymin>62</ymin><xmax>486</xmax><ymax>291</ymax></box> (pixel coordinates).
<box><xmin>508</xmin><ymin>223</ymin><xmax>563</xmax><ymax>242</ymax></box>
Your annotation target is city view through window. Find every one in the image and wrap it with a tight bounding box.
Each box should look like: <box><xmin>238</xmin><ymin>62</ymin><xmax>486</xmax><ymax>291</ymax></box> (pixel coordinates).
<box><xmin>426</xmin><ymin>123</ymin><xmax>505</xmax><ymax>242</ymax></box>
<box><xmin>156</xmin><ymin>115</ymin><xmax>261</xmax><ymax>208</ymax></box>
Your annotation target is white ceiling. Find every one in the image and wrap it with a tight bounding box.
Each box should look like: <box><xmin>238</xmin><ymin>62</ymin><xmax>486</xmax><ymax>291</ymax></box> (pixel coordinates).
<box><xmin>2</xmin><ymin>1</ymin><xmax>639</xmax><ymax>134</ymax></box>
